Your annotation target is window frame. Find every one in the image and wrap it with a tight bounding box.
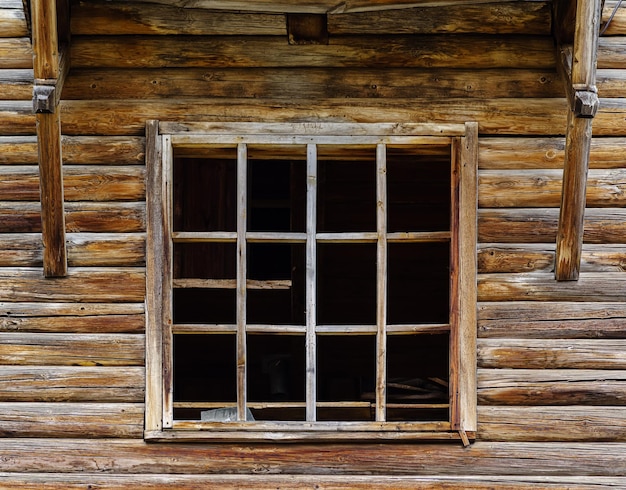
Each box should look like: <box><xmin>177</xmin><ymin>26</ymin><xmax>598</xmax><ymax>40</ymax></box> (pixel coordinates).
<box><xmin>145</xmin><ymin>121</ymin><xmax>477</xmax><ymax>443</ymax></box>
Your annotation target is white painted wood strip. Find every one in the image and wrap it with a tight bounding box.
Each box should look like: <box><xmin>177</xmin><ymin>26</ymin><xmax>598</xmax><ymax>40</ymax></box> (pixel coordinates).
<box><xmin>236</xmin><ymin>143</ymin><xmax>247</xmax><ymax>422</ymax></box>
<box><xmin>173</xmin><ymin>324</ymin><xmax>306</xmax><ymax>334</ymax></box>
<box><xmin>172</xmin><ymin>420</ymin><xmax>451</xmax><ymax>432</ymax></box>
<box><xmin>375</xmin><ymin>142</ymin><xmax>387</xmax><ymax>422</ymax></box>
<box><xmin>305</xmin><ymin>143</ymin><xmax>317</xmax><ymax>422</ymax></box>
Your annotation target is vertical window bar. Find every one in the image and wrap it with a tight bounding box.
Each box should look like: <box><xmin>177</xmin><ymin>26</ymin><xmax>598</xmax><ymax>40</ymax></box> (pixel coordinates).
<box><xmin>162</xmin><ymin>134</ymin><xmax>174</xmax><ymax>428</ymax></box>
<box><xmin>375</xmin><ymin>143</ymin><xmax>387</xmax><ymax>422</ymax></box>
<box><xmin>306</xmin><ymin>143</ymin><xmax>317</xmax><ymax>422</ymax></box>
<box><xmin>236</xmin><ymin>143</ymin><xmax>248</xmax><ymax>422</ymax></box>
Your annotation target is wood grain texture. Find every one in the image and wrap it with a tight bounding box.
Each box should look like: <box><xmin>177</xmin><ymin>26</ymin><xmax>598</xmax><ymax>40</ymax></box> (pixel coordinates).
<box><xmin>0</xmin><ymin>8</ymin><xmax>29</xmax><ymax>38</ymax></box>
<box><xmin>0</xmin><ymin>69</ymin><xmax>32</xmax><ymax>99</ymax></box>
<box><xmin>0</xmin><ymin>38</ymin><xmax>32</xmax><ymax>69</ymax></box>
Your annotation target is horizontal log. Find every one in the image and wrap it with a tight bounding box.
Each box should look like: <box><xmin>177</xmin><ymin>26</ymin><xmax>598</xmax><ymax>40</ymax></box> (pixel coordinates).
<box><xmin>478</xmin><ymin>301</ymin><xmax>626</xmax><ymax>339</ymax></box>
<box><xmin>478</xmin><ymin>208</ymin><xmax>626</xmax><ymax>243</ymax></box>
<box><xmin>0</xmin><ymin>101</ymin><xmax>35</xmax><ymax>135</ymax></box>
<box><xmin>1</xmin><ymin>439</ymin><xmax>626</xmax><ymax>476</ymax></box>
<box><xmin>0</xmin><ymin>301</ymin><xmax>145</xmax><ymax>333</ymax></box>
<box><xmin>478</xmin><ymin>272</ymin><xmax>626</xmax><ymax>302</ymax></box>
<box><xmin>0</xmin><ymin>403</ymin><xmax>143</xmax><ymax>438</ymax></box>
<box><xmin>477</xmin><ymin>339</ymin><xmax>626</xmax><ymax>369</ymax></box>
<box><xmin>329</xmin><ymin>2</ymin><xmax>552</xmax><ymax>35</ymax></box>
<box><xmin>478</xmin><ymin>136</ymin><xmax>626</xmax><ymax>169</ymax></box>
<box><xmin>0</xmin><ymin>202</ymin><xmax>146</xmax><ymax>233</ymax></box>
<box><xmin>70</xmin><ymin>1</ymin><xmax>285</xmax><ymax>35</ymax></box>
<box><xmin>478</xmin><ymin>406</ymin><xmax>626</xmax><ymax>442</ymax></box>
<box><xmin>0</xmin><ymin>333</ymin><xmax>145</xmax><ymax>366</ymax></box>
<box><xmin>478</xmin><ymin>244</ymin><xmax>626</xmax><ymax>273</ymax></box>
<box><xmin>0</xmin><ymin>233</ymin><xmax>146</xmax><ymax>267</ymax></box>
<box><xmin>0</xmin><ymin>8</ymin><xmax>28</xmax><ymax>38</ymax></box>
<box><xmin>0</xmin><ymin>366</ymin><xmax>144</xmax><ymax>401</ymax></box>
<box><xmin>0</xmin><ymin>473</ymin><xmax>624</xmax><ymax>489</ymax></box>
<box><xmin>479</xmin><ymin>169</ymin><xmax>626</xmax><ymax>208</ymax></box>
<box><xmin>478</xmin><ymin>369</ymin><xmax>626</xmax><ymax>405</ymax></box>
<box><xmin>0</xmin><ymin>38</ymin><xmax>32</xmax><ymax>69</ymax></box>
<box><xmin>602</xmin><ymin>0</ymin><xmax>626</xmax><ymax>35</ymax></box>
<box><xmin>597</xmin><ymin>69</ymin><xmax>626</xmax><ymax>97</ymax></box>
<box><xmin>70</xmin><ymin>35</ymin><xmax>556</xmax><ymax>69</ymax></box>
<box><xmin>0</xmin><ymin>267</ymin><xmax>145</xmax><ymax>303</ymax></box>
<box><xmin>0</xmin><ymin>69</ymin><xmax>32</xmax><ymax>99</ymax></box>
<box><xmin>598</xmin><ymin>37</ymin><xmax>626</xmax><ymax>69</ymax></box>
<box><xmin>0</xmin><ymin>136</ymin><xmax>145</xmax><ymax>165</ymax></box>
<box><xmin>0</xmin><ymin>166</ymin><xmax>146</xmax><ymax>201</ymax></box>
<box><xmin>63</xmin><ymin>67</ymin><xmax>564</xmax><ymax>100</ymax></box>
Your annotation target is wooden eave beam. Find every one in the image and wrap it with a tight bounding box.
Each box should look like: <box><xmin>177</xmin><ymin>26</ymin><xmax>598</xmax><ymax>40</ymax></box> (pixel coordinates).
<box><xmin>555</xmin><ymin>0</ymin><xmax>602</xmax><ymax>281</ymax></box>
<box><xmin>31</xmin><ymin>0</ymin><xmax>70</xmax><ymax>277</ymax></box>
<box><xmin>124</xmin><ymin>0</ymin><xmax>526</xmax><ymax>14</ymax></box>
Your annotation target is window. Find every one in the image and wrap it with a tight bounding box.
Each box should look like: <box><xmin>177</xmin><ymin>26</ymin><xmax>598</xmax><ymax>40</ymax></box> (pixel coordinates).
<box><xmin>145</xmin><ymin>122</ymin><xmax>477</xmax><ymax>443</ymax></box>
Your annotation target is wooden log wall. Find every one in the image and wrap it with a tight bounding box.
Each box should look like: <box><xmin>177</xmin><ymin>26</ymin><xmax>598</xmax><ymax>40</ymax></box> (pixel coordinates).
<box><xmin>1</xmin><ymin>0</ymin><xmax>626</xmax><ymax>487</ymax></box>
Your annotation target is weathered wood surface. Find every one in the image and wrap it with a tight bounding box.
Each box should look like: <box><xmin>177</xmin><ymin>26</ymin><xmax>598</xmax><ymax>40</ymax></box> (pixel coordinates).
<box><xmin>478</xmin><ymin>406</ymin><xmax>626</xmax><ymax>442</ymax></box>
<box><xmin>0</xmin><ymin>268</ymin><xmax>145</xmax><ymax>302</ymax></box>
<box><xmin>0</xmin><ymin>38</ymin><xmax>32</xmax><ymax>69</ymax></box>
<box><xmin>0</xmin><ymin>7</ymin><xmax>28</xmax><ymax>38</ymax></box>
<box><xmin>478</xmin><ymin>136</ymin><xmax>626</xmax><ymax>169</ymax></box>
<box><xmin>1</xmin><ymin>439</ymin><xmax>625</xmax><ymax>476</ymax></box>
<box><xmin>0</xmin><ymin>473</ymin><xmax>625</xmax><ymax>489</ymax></box>
<box><xmin>0</xmin><ymin>202</ymin><xmax>145</xmax><ymax>233</ymax></box>
<box><xmin>478</xmin><ymin>208</ymin><xmax>626</xmax><ymax>243</ymax></box>
<box><xmin>0</xmin><ymin>233</ymin><xmax>145</xmax><ymax>267</ymax></box>
<box><xmin>70</xmin><ymin>0</ymin><xmax>551</xmax><ymax>36</ymax></box>
<box><xmin>0</xmin><ymin>301</ymin><xmax>144</xmax><ymax>333</ymax></box>
<box><xmin>0</xmin><ymin>333</ymin><xmax>145</xmax><ymax>366</ymax></box>
<box><xmin>0</xmin><ymin>165</ymin><xmax>145</xmax><ymax>201</ymax></box>
<box><xmin>70</xmin><ymin>35</ymin><xmax>556</xmax><ymax>69</ymax></box>
<box><xmin>478</xmin><ymin>244</ymin><xmax>626</xmax><ymax>273</ymax></box>
<box><xmin>478</xmin><ymin>339</ymin><xmax>626</xmax><ymax>369</ymax></box>
<box><xmin>478</xmin><ymin>369</ymin><xmax>626</xmax><ymax>405</ymax></box>
<box><xmin>478</xmin><ymin>272</ymin><xmax>626</xmax><ymax>302</ymax></box>
<box><xmin>62</xmin><ymin>68</ymin><xmax>564</xmax><ymax>100</ymax></box>
<box><xmin>0</xmin><ymin>69</ymin><xmax>32</xmax><ymax>99</ymax></box>
<box><xmin>597</xmin><ymin>69</ymin><xmax>626</xmax><ymax>97</ymax></box>
<box><xmin>0</xmin><ymin>403</ymin><xmax>143</xmax><ymax>438</ymax></box>
<box><xmin>0</xmin><ymin>366</ymin><xmax>144</xmax><ymax>401</ymax></box>
<box><xmin>479</xmin><ymin>169</ymin><xmax>626</xmax><ymax>208</ymax></box>
<box><xmin>602</xmin><ymin>0</ymin><xmax>626</xmax><ymax>35</ymax></box>
<box><xmin>478</xmin><ymin>301</ymin><xmax>626</xmax><ymax>339</ymax></box>
<box><xmin>0</xmin><ymin>136</ymin><xmax>145</xmax><ymax>165</ymax></box>
<box><xmin>598</xmin><ymin>37</ymin><xmax>626</xmax><ymax>68</ymax></box>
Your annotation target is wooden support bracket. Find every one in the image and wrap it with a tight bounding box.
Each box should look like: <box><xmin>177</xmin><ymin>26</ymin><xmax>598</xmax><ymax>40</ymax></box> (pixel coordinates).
<box><xmin>555</xmin><ymin>0</ymin><xmax>602</xmax><ymax>281</ymax></box>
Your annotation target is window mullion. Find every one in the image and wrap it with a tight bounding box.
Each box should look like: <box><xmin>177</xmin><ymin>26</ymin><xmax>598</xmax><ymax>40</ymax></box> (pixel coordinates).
<box><xmin>236</xmin><ymin>143</ymin><xmax>248</xmax><ymax>422</ymax></box>
<box><xmin>375</xmin><ymin>143</ymin><xmax>387</xmax><ymax>422</ymax></box>
<box><xmin>306</xmin><ymin>143</ymin><xmax>317</xmax><ymax>422</ymax></box>
<box><xmin>162</xmin><ymin>133</ymin><xmax>174</xmax><ymax>429</ymax></box>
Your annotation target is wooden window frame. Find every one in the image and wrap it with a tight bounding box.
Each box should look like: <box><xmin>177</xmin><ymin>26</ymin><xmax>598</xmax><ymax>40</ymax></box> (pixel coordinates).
<box><xmin>145</xmin><ymin>121</ymin><xmax>477</xmax><ymax>443</ymax></box>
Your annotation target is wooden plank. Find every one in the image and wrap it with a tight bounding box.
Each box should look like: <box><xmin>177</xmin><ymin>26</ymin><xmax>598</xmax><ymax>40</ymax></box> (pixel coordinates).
<box><xmin>31</xmin><ymin>0</ymin><xmax>59</xmax><ymax>79</ymax></box>
<box><xmin>70</xmin><ymin>0</ymin><xmax>285</xmax><ymax>35</ymax></box>
<box><xmin>597</xmin><ymin>68</ymin><xmax>626</xmax><ymax>97</ymax></box>
<box><xmin>0</xmin><ymin>333</ymin><xmax>145</xmax><ymax>366</ymax></box>
<box><xmin>328</xmin><ymin>1</ymin><xmax>552</xmax><ymax>35</ymax></box>
<box><xmin>478</xmin><ymin>369</ymin><xmax>626</xmax><ymax>405</ymax></box>
<box><xmin>1</xmin><ymin>439</ymin><xmax>626</xmax><ymax>476</ymax></box>
<box><xmin>173</xmin><ymin>279</ymin><xmax>291</xmax><ymax>289</ymax></box>
<box><xmin>0</xmin><ymin>38</ymin><xmax>33</xmax><ymax>69</ymax></box>
<box><xmin>598</xmin><ymin>37</ymin><xmax>626</xmax><ymax>68</ymax></box>
<box><xmin>0</xmin><ymin>267</ymin><xmax>145</xmax><ymax>303</ymax></box>
<box><xmin>0</xmin><ymin>232</ymin><xmax>145</xmax><ymax>267</ymax></box>
<box><xmin>479</xmin><ymin>169</ymin><xmax>626</xmax><ymax>208</ymax></box>
<box><xmin>236</xmin><ymin>142</ymin><xmax>247</xmax><ymax>422</ymax></box>
<box><xmin>305</xmin><ymin>143</ymin><xmax>316</xmax><ymax>422</ymax></box>
<box><xmin>602</xmin><ymin>0</ymin><xmax>626</xmax><ymax>35</ymax></box>
<box><xmin>478</xmin><ymin>272</ymin><xmax>626</xmax><ymax>302</ymax></box>
<box><xmin>70</xmin><ymin>35</ymin><xmax>556</xmax><ymax>69</ymax></box>
<box><xmin>375</xmin><ymin>143</ymin><xmax>387</xmax><ymax>422</ymax></box>
<box><xmin>0</xmin><ymin>366</ymin><xmax>144</xmax><ymax>402</ymax></box>
<box><xmin>0</xmin><ymin>403</ymin><xmax>143</xmax><ymax>438</ymax></box>
<box><xmin>0</xmin><ymin>473</ymin><xmax>625</xmax><ymax>489</ymax></box>
<box><xmin>478</xmin><ymin>339</ymin><xmax>626</xmax><ymax>369</ymax></box>
<box><xmin>36</xmin><ymin>110</ymin><xmax>67</xmax><ymax>276</ymax></box>
<box><xmin>478</xmin><ymin>136</ymin><xmax>626</xmax><ymax>169</ymax></box>
<box><xmin>0</xmin><ymin>8</ymin><xmax>28</xmax><ymax>38</ymax></box>
<box><xmin>478</xmin><ymin>301</ymin><xmax>626</xmax><ymax>339</ymax></box>
<box><xmin>0</xmin><ymin>165</ymin><xmax>145</xmax><ymax>201</ymax></box>
<box><xmin>0</xmin><ymin>69</ymin><xmax>33</xmax><ymax>99</ymax></box>
<box><xmin>478</xmin><ymin>208</ymin><xmax>626</xmax><ymax>243</ymax></box>
<box><xmin>478</xmin><ymin>243</ymin><xmax>626</xmax><ymax>274</ymax></box>
<box><xmin>478</xmin><ymin>406</ymin><xmax>626</xmax><ymax>442</ymax></box>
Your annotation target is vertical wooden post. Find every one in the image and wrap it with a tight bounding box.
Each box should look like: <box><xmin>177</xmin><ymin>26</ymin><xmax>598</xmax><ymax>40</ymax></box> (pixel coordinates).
<box><xmin>31</xmin><ymin>0</ymin><xmax>67</xmax><ymax>277</ymax></box>
<box><xmin>236</xmin><ymin>143</ymin><xmax>248</xmax><ymax>422</ymax></box>
<box><xmin>555</xmin><ymin>0</ymin><xmax>601</xmax><ymax>281</ymax></box>
<box><xmin>305</xmin><ymin>144</ymin><xmax>317</xmax><ymax>422</ymax></box>
<box><xmin>375</xmin><ymin>143</ymin><xmax>387</xmax><ymax>422</ymax></box>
